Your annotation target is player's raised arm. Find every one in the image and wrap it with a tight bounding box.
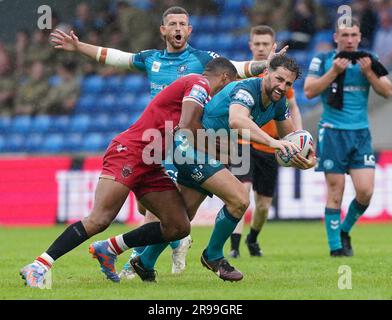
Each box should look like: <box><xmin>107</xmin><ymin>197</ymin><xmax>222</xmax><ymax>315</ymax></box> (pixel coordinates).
<box><xmin>50</xmin><ymin>29</ymin><xmax>133</xmax><ymax>69</ymax></box>
<box><xmin>231</xmin><ymin>44</ymin><xmax>289</xmax><ymax>78</ymax></box>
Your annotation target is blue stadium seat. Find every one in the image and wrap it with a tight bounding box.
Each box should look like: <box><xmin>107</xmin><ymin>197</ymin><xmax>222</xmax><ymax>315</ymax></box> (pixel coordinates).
<box><xmin>198</xmin><ymin>16</ymin><xmax>217</xmax><ymax>32</ymax></box>
<box><xmin>192</xmin><ymin>34</ymin><xmax>215</xmax><ymax>51</ymax></box>
<box><xmin>104</xmin><ymin>75</ymin><xmax>124</xmax><ymax>93</ymax></box>
<box><xmin>4</xmin><ymin>134</ymin><xmax>26</xmax><ymax>152</ymax></box>
<box><xmin>0</xmin><ymin>135</ymin><xmax>5</xmax><ymax>152</ymax></box>
<box><xmin>97</xmin><ymin>94</ymin><xmax>117</xmax><ymax>112</ymax></box>
<box><xmin>0</xmin><ymin>117</ymin><xmax>11</xmax><ymax>134</ymax></box>
<box><xmin>309</xmin><ymin>30</ymin><xmax>334</xmax><ymax>50</ymax></box>
<box><xmin>133</xmin><ymin>93</ymin><xmax>150</xmax><ymax>111</ymax></box>
<box><xmin>25</xmin><ymin>133</ymin><xmax>44</xmax><ymax>152</ymax></box>
<box><xmin>276</xmin><ymin>31</ymin><xmax>292</xmax><ymax>44</ymax></box>
<box><xmin>117</xmin><ymin>93</ymin><xmax>136</xmax><ymax>112</ymax></box>
<box><xmin>89</xmin><ymin>113</ymin><xmax>111</xmax><ymax>132</ymax></box>
<box><xmin>69</xmin><ymin>114</ymin><xmax>91</xmax><ymax>133</ymax></box>
<box><xmin>111</xmin><ymin>113</ymin><xmax>133</xmax><ymax>132</ymax></box>
<box><xmin>63</xmin><ymin>133</ymin><xmax>83</xmax><ymax>152</ymax></box>
<box><xmin>9</xmin><ymin>116</ymin><xmax>32</xmax><ymax>134</ymax></box>
<box><xmin>215</xmin><ymin>33</ymin><xmax>235</xmax><ymax>51</ymax></box>
<box><xmin>50</xmin><ymin>116</ymin><xmax>71</xmax><ymax>133</ymax></box>
<box><xmin>42</xmin><ymin>134</ymin><xmax>64</xmax><ymax>153</ymax></box>
<box><xmin>82</xmin><ymin>132</ymin><xmax>106</xmax><ymax>152</ymax></box>
<box><xmin>81</xmin><ymin>75</ymin><xmax>104</xmax><ymax>94</ymax></box>
<box><xmin>31</xmin><ymin>115</ymin><xmax>51</xmax><ymax>133</ymax></box>
<box><xmin>75</xmin><ymin>94</ymin><xmax>98</xmax><ymax>113</ymax></box>
<box><xmin>123</xmin><ymin>75</ymin><xmax>145</xmax><ymax>93</ymax></box>
<box><xmin>222</xmin><ymin>0</ymin><xmax>243</xmax><ymax>12</ymax></box>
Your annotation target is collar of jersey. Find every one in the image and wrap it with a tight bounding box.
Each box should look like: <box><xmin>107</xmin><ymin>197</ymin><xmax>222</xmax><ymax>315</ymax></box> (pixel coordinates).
<box><xmin>163</xmin><ymin>44</ymin><xmax>190</xmax><ymax>58</ymax></box>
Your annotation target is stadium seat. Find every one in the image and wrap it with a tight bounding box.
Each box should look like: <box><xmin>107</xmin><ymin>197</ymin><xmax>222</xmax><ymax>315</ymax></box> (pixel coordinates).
<box><xmin>75</xmin><ymin>94</ymin><xmax>98</xmax><ymax>113</ymax></box>
<box><xmin>81</xmin><ymin>75</ymin><xmax>104</xmax><ymax>94</ymax></box>
<box><xmin>133</xmin><ymin>93</ymin><xmax>151</xmax><ymax>111</ymax></box>
<box><xmin>41</xmin><ymin>134</ymin><xmax>65</xmax><ymax>153</ymax></box>
<box><xmin>215</xmin><ymin>33</ymin><xmax>235</xmax><ymax>51</ymax></box>
<box><xmin>25</xmin><ymin>133</ymin><xmax>44</xmax><ymax>152</ymax></box>
<box><xmin>31</xmin><ymin>115</ymin><xmax>51</xmax><ymax>134</ymax></box>
<box><xmin>123</xmin><ymin>75</ymin><xmax>145</xmax><ymax>93</ymax></box>
<box><xmin>97</xmin><ymin>94</ymin><xmax>117</xmax><ymax>112</ymax></box>
<box><xmin>9</xmin><ymin>116</ymin><xmax>32</xmax><ymax>134</ymax></box>
<box><xmin>111</xmin><ymin>113</ymin><xmax>133</xmax><ymax>132</ymax></box>
<box><xmin>0</xmin><ymin>135</ymin><xmax>5</xmax><ymax>152</ymax></box>
<box><xmin>50</xmin><ymin>116</ymin><xmax>71</xmax><ymax>133</ymax></box>
<box><xmin>103</xmin><ymin>75</ymin><xmax>124</xmax><ymax>94</ymax></box>
<box><xmin>89</xmin><ymin>113</ymin><xmax>111</xmax><ymax>132</ymax></box>
<box><xmin>4</xmin><ymin>134</ymin><xmax>26</xmax><ymax>152</ymax></box>
<box><xmin>116</xmin><ymin>93</ymin><xmax>136</xmax><ymax>112</ymax></box>
<box><xmin>69</xmin><ymin>114</ymin><xmax>91</xmax><ymax>133</ymax></box>
<box><xmin>63</xmin><ymin>133</ymin><xmax>83</xmax><ymax>152</ymax></box>
<box><xmin>82</xmin><ymin>132</ymin><xmax>106</xmax><ymax>152</ymax></box>
<box><xmin>0</xmin><ymin>117</ymin><xmax>11</xmax><ymax>134</ymax></box>
<box><xmin>192</xmin><ymin>34</ymin><xmax>215</xmax><ymax>51</ymax></box>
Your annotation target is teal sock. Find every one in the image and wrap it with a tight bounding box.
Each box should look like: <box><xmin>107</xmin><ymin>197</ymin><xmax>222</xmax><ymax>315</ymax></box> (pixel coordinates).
<box><xmin>205</xmin><ymin>206</ymin><xmax>240</xmax><ymax>261</ymax></box>
<box><xmin>169</xmin><ymin>240</ymin><xmax>180</xmax><ymax>250</ymax></box>
<box><xmin>133</xmin><ymin>246</ymin><xmax>145</xmax><ymax>255</ymax></box>
<box><xmin>139</xmin><ymin>243</ymin><xmax>169</xmax><ymax>270</ymax></box>
<box><xmin>324</xmin><ymin>208</ymin><xmax>342</xmax><ymax>251</ymax></box>
<box><xmin>341</xmin><ymin>199</ymin><xmax>368</xmax><ymax>233</ymax></box>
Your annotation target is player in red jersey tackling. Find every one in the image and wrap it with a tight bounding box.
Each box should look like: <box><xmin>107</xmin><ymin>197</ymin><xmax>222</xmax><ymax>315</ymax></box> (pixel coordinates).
<box><xmin>20</xmin><ymin>58</ymin><xmax>238</xmax><ymax>287</ymax></box>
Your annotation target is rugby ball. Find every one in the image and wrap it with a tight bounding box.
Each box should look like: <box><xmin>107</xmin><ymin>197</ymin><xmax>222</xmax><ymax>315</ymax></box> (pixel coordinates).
<box><xmin>275</xmin><ymin>130</ymin><xmax>314</xmax><ymax>167</ymax></box>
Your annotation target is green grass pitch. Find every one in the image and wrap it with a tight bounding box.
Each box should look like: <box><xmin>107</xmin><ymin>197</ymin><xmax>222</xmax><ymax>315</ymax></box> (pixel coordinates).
<box><xmin>1</xmin><ymin>221</ymin><xmax>391</xmax><ymax>300</ymax></box>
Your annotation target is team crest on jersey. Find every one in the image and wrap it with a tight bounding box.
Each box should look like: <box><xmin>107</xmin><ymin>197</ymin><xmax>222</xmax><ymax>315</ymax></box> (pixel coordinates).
<box><xmin>189</xmin><ymin>84</ymin><xmax>208</xmax><ymax>105</ymax></box>
<box><xmin>152</xmin><ymin>61</ymin><xmax>161</xmax><ymax>72</ymax></box>
<box><xmin>122</xmin><ymin>165</ymin><xmax>132</xmax><ymax>178</ymax></box>
<box><xmin>177</xmin><ymin>65</ymin><xmax>188</xmax><ymax>74</ymax></box>
<box><xmin>233</xmin><ymin>89</ymin><xmax>255</xmax><ymax>108</ymax></box>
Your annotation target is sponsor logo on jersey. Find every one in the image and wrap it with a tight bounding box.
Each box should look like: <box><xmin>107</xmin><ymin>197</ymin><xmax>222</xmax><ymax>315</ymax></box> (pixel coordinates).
<box><xmin>151</xmin><ymin>82</ymin><xmax>166</xmax><ymax>92</ymax></box>
<box><xmin>189</xmin><ymin>84</ymin><xmax>208</xmax><ymax>105</ymax></box>
<box><xmin>177</xmin><ymin>64</ymin><xmax>188</xmax><ymax>74</ymax></box>
<box><xmin>152</xmin><ymin>61</ymin><xmax>161</xmax><ymax>72</ymax></box>
<box><xmin>116</xmin><ymin>144</ymin><xmax>128</xmax><ymax>152</ymax></box>
<box><xmin>233</xmin><ymin>89</ymin><xmax>255</xmax><ymax>108</ymax></box>
<box><xmin>191</xmin><ymin>167</ymin><xmax>204</xmax><ymax>182</ymax></box>
<box><xmin>207</xmin><ymin>51</ymin><xmax>220</xmax><ymax>59</ymax></box>
<box><xmin>309</xmin><ymin>57</ymin><xmax>322</xmax><ymax>72</ymax></box>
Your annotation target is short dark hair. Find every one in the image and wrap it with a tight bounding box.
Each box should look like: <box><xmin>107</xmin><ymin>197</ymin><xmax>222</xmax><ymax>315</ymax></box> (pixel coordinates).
<box><xmin>250</xmin><ymin>25</ymin><xmax>275</xmax><ymax>40</ymax></box>
<box><xmin>204</xmin><ymin>57</ymin><xmax>237</xmax><ymax>79</ymax></box>
<box><xmin>269</xmin><ymin>55</ymin><xmax>301</xmax><ymax>80</ymax></box>
<box><xmin>162</xmin><ymin>6</ymin><xmax>189</xmax><ymax>25</ymax></box>
<box><xmin>335</xmin><ymin>17</ymin><xmax>360</xmax><ymax>31</ymax></box>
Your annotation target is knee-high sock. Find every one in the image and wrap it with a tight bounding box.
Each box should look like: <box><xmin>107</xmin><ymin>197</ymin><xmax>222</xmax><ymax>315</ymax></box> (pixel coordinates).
<box><xmin>170</xmin><ymin>240</ymin><xmax>180</xmax><ymax>250</ymax></box>
<box><xmin>324</xmin><ymin>208</ymin><xmax>342</xmax><ymax>251</ymax></box>
<box><xmin>45</xmin><ymin>221</ymin><xmax>88</xmax><ymax>261</ymax></box>
<box><xmin>139</xmin><ymin>243</ymin><xmax>170</xmax><ymax>270</ymax></box>
<box><xmin>341</xmin><ymin>199</ymin><xmax>368</xmax><ymax>233</ymax></box>
<box><xmin>205</xmin><ymin>206</ymin><xmax>240</xmax><ymax>261</ymax></box>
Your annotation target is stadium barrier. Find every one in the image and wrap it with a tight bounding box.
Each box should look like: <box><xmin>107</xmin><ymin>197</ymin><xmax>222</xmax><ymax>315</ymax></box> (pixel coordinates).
<box><xmin>1</xmin><ymin>151</ymin><xmax>391</xmax><ymax>226</ymax></box>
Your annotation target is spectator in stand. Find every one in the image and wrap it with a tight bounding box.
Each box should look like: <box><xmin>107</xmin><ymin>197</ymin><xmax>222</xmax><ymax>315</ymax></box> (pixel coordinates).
<box><xmin>373</xmin><ymin>10</ymin><xmax>392</xmax><ymax>70</ymax></box>
<box><xmin>13</xmin><ymin>61</ymin><xmax>49</xmax><ymax>116</ymax></box>
<box><xmin>14</xmin><ymin>30</ymin><xmax>30</xmax><ymax>77</ymax></box>
<box><xmin>26</xmin><ymin>30</ymin><xmax>53</xmax><ymax>67</ymax></box>
<box><xmin>0</xmin><ymin>44</ymin><xmax>16</xmax><ymax>116</ymax></box>
<box><xmin>116</xmin><ymin>1</ymin><xmax>157</xmax><ymax>52</ymax></box>
<box><xmin>41</xmin><ymin>61</ymin><xmax>80</xmax><ymax>115</ymax></box>
<box><xmin>352</xmin><ymin>0</ymin><xmax>379</xmax><ymax>49</ymax></box>
<box><xmin>285</xmin><ymin>0</ymin><xmax>316</xmax><ymax>50</ymax></box>
<box><xmin>250</xmin><ymin>0</ymin><xmax>292</xmax><ymax>32</ymax></box>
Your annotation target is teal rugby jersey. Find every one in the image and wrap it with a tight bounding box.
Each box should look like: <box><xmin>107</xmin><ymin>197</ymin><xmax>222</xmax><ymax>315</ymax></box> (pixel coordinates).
<box><xmin>201</xmin><ymin>78</ymin><xmax>290</xmax><ymax>133</ymax></box>
<box><xmin>132</xmin><ymin>44</ymin><xmax>219</xmax><ymax>98</ymax></box>
<box><xmin>307</xmin><ymin>50</ymin><xmax>373</xmax><ymax>130</ymax></box>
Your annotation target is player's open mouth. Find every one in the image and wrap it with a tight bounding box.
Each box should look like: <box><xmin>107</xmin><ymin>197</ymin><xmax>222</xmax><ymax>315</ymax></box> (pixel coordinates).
<box><xmin>273</xmin><ymin>89</ymin><xmax>283</xmax><ymax>97</ymax></box>
<box><xmin>175</xmin><ymin>35</ymin><xmax>182</xmax><ymax>41</ymax></box>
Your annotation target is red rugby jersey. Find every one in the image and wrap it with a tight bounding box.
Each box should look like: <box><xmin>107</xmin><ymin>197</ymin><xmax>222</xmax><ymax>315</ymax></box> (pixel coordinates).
<box><xmin>115</xmin><ymin>74</ymin><xmax>211</xmax><ymax>158</ymax></box>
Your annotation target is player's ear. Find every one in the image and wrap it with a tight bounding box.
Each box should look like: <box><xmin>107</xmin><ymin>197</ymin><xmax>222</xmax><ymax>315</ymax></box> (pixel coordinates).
<box><xmin>160</xmin><ymin>25</ymin><xmax>166</xmax><ymax>37</ymax></box>
<box><xmin>188</xmin><ymin>24</ymin><xmax>193</xmax><ymax>35</ymax></box>
<box><xmin>333</xmin><ymin>32</ymin><xmax>338</xmax><ymax>45</ymax></box>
